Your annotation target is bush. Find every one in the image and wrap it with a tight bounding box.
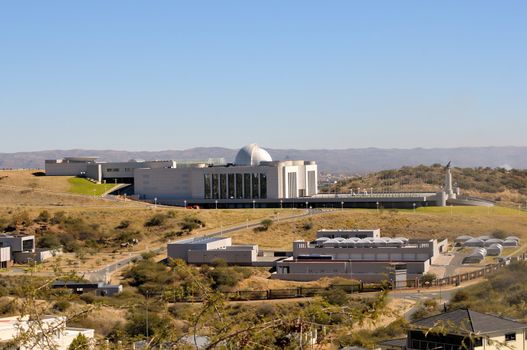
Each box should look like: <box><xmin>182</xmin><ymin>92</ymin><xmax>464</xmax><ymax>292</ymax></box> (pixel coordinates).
<box><xmin>35</xmin><ymin>210</ymin><xmax>50</xmax><ymax>223</ymax></box>
<box><xmin>254</xmin><ymin>219</ymin><xmax>273</xmax><ymax>232</ymax></box>
<box><xmin>180</xmin><ymin>216</ymin><xmax>204</xmax><ymax>233</ymax></box>
<box><xmin>144</xmin><ymin>214</ymin><xmax>166</xmax><ymax>227</ymax></box>
<box><xmin>53</xmin><ymin>300</ymin><xmax>71</xmax><ymax>312</ymax></box>
<box><xmin>37</xmin><ymin>233</ymin><xmax>61</xmax><ymax>249</ymax></box>
<box><xmin>67</xmin><ymin>333</ymin><xmax>90</xmax><ymax>350</ymax></box>
<box><xmin>421</xmin><ymin>273</ymin><xmax>437</xmax><ymax>286</ymax></box>
<box><xmin>491</xmin><ymin>230</ymin><xmax>508</xmax><ymax>239</ymax></box>
<box><xmin>50</xmin><ymin>211</ymin><xmax>67</xmax><ymax>225</ymax></box>
<box><xmin>302</xmin><ymin>221</ymin><xmax>313</xmax><ymax>231</ymax></box>
<box><xmin>115</xmin><ymin>220</ymin><xmax>131</xmax><ymax>229</ymax></box>
<box><xmin>322</xmin><ymin>287</ymin><xmax>349</xmax><ymax>306</ymax></box>
<box><xmin>80</xmin><ymin>294</ymin><xmax>96</xmax><ymax>304</ymax></box>
<box><xmin>208</xmin><ymin>266</ymin><xmax>247</xmax><ymax>291</ymax></box>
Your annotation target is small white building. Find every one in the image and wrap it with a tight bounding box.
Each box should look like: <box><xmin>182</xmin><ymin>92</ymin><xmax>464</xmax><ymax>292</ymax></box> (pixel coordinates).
<box><xmin>0</xmin><ymin>315</ymin><xmax>95</xmax><ymax>350</ymax></box>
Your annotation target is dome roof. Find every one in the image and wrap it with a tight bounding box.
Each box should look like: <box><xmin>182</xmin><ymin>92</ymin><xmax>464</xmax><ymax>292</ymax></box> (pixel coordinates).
<box><xmin>234</xmin><ymin>144</ymin><xmax>272</xmax><ymax>166</ymax></box>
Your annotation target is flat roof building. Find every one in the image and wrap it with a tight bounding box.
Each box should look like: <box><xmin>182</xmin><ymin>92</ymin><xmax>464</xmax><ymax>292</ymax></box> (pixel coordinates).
<box><xmin>167</xmin><ymin>236</ymin><xmax>259</xmax><ymax>266</ymax></box>
<box><xmin>134</xmin><ymin>144</ymin><xmax>318</xmax><ymax>202</ymax></box>
<box><xmin>272</xmin><ymin>230</ymin><xmax>447</xmax><ymax>282</ymax></box>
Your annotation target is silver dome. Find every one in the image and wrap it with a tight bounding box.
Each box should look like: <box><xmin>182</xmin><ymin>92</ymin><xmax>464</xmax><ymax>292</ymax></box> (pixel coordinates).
<box><xmin>234</xmin><ymin>144</ymin><xmax>272</xmax><ymax>166</ymax></box>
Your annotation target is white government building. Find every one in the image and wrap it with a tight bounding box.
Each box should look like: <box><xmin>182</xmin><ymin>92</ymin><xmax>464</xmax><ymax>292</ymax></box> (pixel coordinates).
<box><xmin>134</xmin><ymin>144</ymin><xmax>318</xmax><ymax>203</ymax></box>
<box><xmin>45</xmin><ymin>144</ymin><xmax>318</xmax><ymax>206</ymax></box>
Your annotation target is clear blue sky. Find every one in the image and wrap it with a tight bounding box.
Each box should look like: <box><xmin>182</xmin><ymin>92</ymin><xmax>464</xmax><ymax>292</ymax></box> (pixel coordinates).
<box><xmin>1</xmin><ymin>1</ymin><xmax>526</xmax><ymax>152</ymax></box>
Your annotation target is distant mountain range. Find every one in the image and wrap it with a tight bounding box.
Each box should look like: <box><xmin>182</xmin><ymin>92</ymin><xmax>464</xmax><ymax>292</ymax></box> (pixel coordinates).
<box><xmin>1</xmin><ymin>146</ymin><xmax>527</xmax><ymax>174</ymax></box>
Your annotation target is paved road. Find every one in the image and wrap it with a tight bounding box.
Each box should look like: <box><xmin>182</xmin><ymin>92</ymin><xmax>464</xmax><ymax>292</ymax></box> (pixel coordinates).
<box><xmin>84</xmin><ymin>208</ymin><xmax>330</xmax><ymax>282</ymax></box>
<box><xmin>389</xmin><ymin>285</ymin><xmax>461</xmax><ymax>320</ymax></box>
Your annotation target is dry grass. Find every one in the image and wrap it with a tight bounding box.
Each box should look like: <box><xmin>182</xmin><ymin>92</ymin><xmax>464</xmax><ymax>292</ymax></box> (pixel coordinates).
<box><xmin>229</xmin><ymin>207</ymin><xmax>527</xmax><ymax>250</ymax></box>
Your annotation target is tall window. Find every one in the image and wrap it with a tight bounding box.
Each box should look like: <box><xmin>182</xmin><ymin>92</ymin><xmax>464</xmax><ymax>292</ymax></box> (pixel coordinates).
<box><xmin>307</xmin><ymin>170</ymin><xmax>316</xmax><ymax>196</ymax></box>
<box><xmin>243</xmin><ymin>174</ymin><xmax>251</xmax><ymax>199</ymax></box>
<box><xmin>204</xmin><ymin>174</ymin><xmax>212</xmax><ymax>199</ymax></box>
<box><xmin>252</xmin><ymin>173</ymin><xmax>259</xmax><ymax>199</ymax></box>
<box><xmin>220</xmin><ymin>174</ymin><xmax>227</xmax><ymax>199</ymax></box>
<box><xmin>287</xmin><ymin>172</ymin><xmax>297</xmax><ymax>198</ymax></box>
<box><xmin>235</xmin><ymin>174</ymin><xmax>243</xmax><ymax>199</ymax></box>
<box><xmin>260</xmin><ymin>173</ymin><xmax>267</xmax><ymax>199</ymax></box>
<box><xmin>228</xmin><ymin>174</ymin><xmax>235</xmax><ymax>199</ymax></box>
<box><xmin>212</xmin><ymin>174</ymin><xmax>219</xmax><ymax>199</ymax></box>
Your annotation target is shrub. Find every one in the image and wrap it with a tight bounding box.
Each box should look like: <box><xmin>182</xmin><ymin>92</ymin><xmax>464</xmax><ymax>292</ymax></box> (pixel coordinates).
<box><xmin>180</xmin><ymin>216</ymin><xmax>204</xmax><ymax>233</ymax></box>
<box><xmin>50</xmin><ymin>211</ymin><xmax>67</xmax><ymax>225</ymax></box>
<box><xmin>322</xmin><ymin>287</ymin><xmax>349</xmax><ymax>306</ymax></box>
<box><xmin>254</xmin><ymin>219</ymin><xmax>273</xmax><ymax>232</ymax></box>
<box><xmin>80</xmin><ymin>294</ymin><xmax>96</xmax><ymax>305</ymax></box>
<box><xmin>115</xmin><ymin>220</ymin><xmax>131</xmax><ymax>229</ymax></box>
<box><xmin>302</xmin><ymin>221</ymin><xmax>313</xmax><ymax>231</ymax></box>
<box><xmin>144</xmin><ymin>214</ymin><xmax>166</xmax><ymax>227</ymax></box>
<box><xmin>420</xmin><ymin>273</ymin><xmax>437</xmax><ymax>286</ymax></box>
<box><xmin>35</xmin><ymin>210</ymin><xmax>50</xmax><ymax>223</ymax></box>
<box><xmin>53</xmin><ymin>300</ymin><xmax>71</xmax><ymax>312</ymax></box>
<box><xmin>37</xmin><ymin>234</ymin><xmax>61</xmax><ymax>249</ymax></box>
<box><xmin>491</xmin><ymin>229</ymin><xmax>507</xmax><ymax>239</ymax></box>
<box><xmin>67</xmin><ymin>333</ymin><xmax>90</xmax><ymax>350</ymax></box>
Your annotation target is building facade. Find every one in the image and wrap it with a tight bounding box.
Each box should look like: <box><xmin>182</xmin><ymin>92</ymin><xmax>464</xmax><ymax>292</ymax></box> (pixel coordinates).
<box><xmin>167</xmin><ymin>237</ymin><xmax>258</xmax><ymax>265</ymax></box>
<box><xmin>134</xmin><ymin>144</ymin><xmax>318</xmax><ymax>201</ymax></box>
<box><xmin>272</xmin><ymin>230</ymin><xmax>447</xmax><ymax>282</ymax></box>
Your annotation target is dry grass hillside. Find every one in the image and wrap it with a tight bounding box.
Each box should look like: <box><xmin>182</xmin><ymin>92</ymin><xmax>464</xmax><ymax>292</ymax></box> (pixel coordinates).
<box><xmin>0</xmin><ymin>169</ymin><xmax>132</xmax><ymax>207</ymax></box>
<box><xmin>323</xmin><ymin>165</ymin><xmax>527</xmax><ymax>206</ymax></box>
<box><xmin>230</xmin><ymin>207</ymin><xmax>527</xmax><ymax>250</ymax></box>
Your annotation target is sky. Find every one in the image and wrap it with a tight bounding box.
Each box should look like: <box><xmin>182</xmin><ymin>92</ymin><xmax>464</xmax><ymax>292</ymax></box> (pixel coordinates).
<box><xmin>0</xmin><ymin>1</ymin><xmax>526</xmax><ymax>152</ymax></box>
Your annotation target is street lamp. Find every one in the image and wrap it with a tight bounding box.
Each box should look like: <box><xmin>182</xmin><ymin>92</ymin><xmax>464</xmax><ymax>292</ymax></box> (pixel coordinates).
<box><xmin>280</xmin><ymin>199</ymin><xmax>283</xmax><ymax>209</ymax></box>
<box><xmin>334</xmin><ymin>180</ymin><xmax>338</xmax><ymax>197</ymax></box>
<box><xmin>184</xmin><ymin>200</ymin><xmax>187</xmax><ymax>208</ymax></box>
<box><xmin>154</xmin><ymin>197</ymin><xmax>157</xmax><ymax>208</ymax></box>
<box><xmin>253</xmin><ymin>200</ymin><xmax>256</xmax><ymax>209</ymax></box>
<box><xmin>413</xmin><ymin>203</ymin><xmax>416</xmax><ymax>213</ymax></box>
<box><xmin>376</xmin><ymin>201</ymin><xmax>379</xmax><ymax>213</ymax></box>
<box><xmin>215</xmin><ymin>199</ymin><xmax>218</xmax><ymax>210</ymax></box>
<box><xmin>341</xmin><ymin>201</ymin><xmax>344</xmax><ymax>211</ymax></box>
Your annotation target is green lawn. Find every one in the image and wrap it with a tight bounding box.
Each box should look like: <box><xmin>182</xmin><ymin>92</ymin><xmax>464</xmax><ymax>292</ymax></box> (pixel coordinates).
<box><xmin>68</xmin><ymin>177</ymin><xmax>117</xmax><ymax>196</ymax></box>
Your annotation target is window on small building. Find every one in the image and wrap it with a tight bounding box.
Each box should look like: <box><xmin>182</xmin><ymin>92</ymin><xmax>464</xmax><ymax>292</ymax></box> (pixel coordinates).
<box><xmin>473</xmin><ymin>337</ymin><xmax>483</xmax><ymax>347</ymax></box>
<box><xmin>505</xmin><ymin>333</ymin><xmax>516</xmax><ymax>341</ymax></box>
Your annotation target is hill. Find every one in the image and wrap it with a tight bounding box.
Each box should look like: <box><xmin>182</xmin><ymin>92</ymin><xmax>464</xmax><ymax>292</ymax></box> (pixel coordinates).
<box><xmin>325</xmin><ymin>164</ymin><xmax>527</xmax><ymax>205</ymax></box>
<box><xmin>2</xmin><ymin>146</ymin><xmax>527</xmax><ymax>174</ymax></box>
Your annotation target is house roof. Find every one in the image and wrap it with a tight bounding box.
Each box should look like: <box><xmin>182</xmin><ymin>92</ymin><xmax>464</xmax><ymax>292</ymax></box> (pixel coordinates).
<box><xmin>412</xmin><ymin>309</ymin><xmax>527</xmax><ymax>335</ymax></box>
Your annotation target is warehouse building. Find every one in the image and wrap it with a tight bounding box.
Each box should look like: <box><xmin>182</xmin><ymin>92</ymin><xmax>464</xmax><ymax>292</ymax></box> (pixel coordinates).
<box><xmin>272</xmin><ymin>230</ymin><xmax>447</xmax><ymax>282</ymax></box>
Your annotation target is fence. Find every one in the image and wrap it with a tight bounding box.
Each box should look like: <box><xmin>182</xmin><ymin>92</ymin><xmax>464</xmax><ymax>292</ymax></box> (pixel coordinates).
<box><xmin>407</xmin><ymin>252</ymin><xmax>527</xmax><ymax>288</ymax></box>
<box><xmin>165</xmin><ymin>282</ymin><xmax>384</xmax><ymax>302</ymax></box>
<box><xmin>160</xmin><ymin>253</ymin><xmax>527</xmax><ymax>303</ymax></box>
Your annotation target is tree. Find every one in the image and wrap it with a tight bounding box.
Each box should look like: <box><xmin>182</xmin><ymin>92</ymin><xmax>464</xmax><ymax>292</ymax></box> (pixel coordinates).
<box><xmin>421</xmin><ymin>272</ymin><xmax>437</xmax><ymax>286</ymax></box>
<box><xmin>68</xmin><ymin>333</ymin><xmax>90</xmax><ymax>350</ymax></box>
